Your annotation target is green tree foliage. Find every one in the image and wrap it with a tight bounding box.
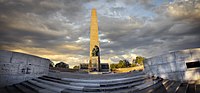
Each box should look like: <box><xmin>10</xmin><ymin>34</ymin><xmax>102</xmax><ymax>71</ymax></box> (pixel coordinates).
<box><xmin>118</xmin><ymin>60</ymin><xmax>130</xmax><ymax>68</ymax></box>
<box><xmin>55</xmin><ymin>62</ymin><xmax>69</xmax><ymax>69</ymax></box>
<box><xmin>49</xmin><ymin>61</ymin><xmax>54</xmax><ymax>67</ymax></box>
<box><xmin>131</xmin><ymin>59</ymin><xmax>136</xmax><ymax>67</ymax></box>
<box><xmin>130</xmin><ymin>56</ymin><xmax>145</xmax><ymax>67</ymax></box>
<box><xmin>110</xmin><ymin>64</ymin><xmax>118</xmax><ymax>71</ymax></box>
<box><xmin>132</xmin><ymin>59</ymin><xmax>136</xmax><ymax>64</ymax></box>
<box><xmin>135</xmin><ymin>56</ymin><xmax>145</xmax><ymax>65</ymax></box>
<box><xmin>73</xmin><ymin>65</ymin><xmax>79</xmax><ymax>69</ymax></box>
<box><xmin>131</xmin><ymin>63</ymin><xmax>137</xmax><ymax>67</ymax></box>
<box><xmin>110</xmin><ymin>60</ymin><xmax>131</xmax><ymax>70</ymax></box>
<box><xmin>117</xmin><ymin>60</ymin><xmax>124</xmax><ymax>68</ymax></box>
<box><xmin>80</xmin><ymin>63</ymin><xmax>88</xmax><ymax>69</ymax></box>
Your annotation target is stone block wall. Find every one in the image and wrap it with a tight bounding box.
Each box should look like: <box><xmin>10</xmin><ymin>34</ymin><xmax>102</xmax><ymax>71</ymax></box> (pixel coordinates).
<box><xmin>0</xmin><ymin>50</ymin><xmax>51</xmax><ymax>87</ymax></box>
<box><xmin>144</xmin><ymin>48</ymin><xmax>200</xmax><ymax>81</ymax></box>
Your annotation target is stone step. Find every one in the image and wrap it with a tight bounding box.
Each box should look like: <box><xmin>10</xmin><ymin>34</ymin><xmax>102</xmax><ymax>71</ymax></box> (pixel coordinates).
<box><xmin>196</xmin><ymin>84</ymin><xmax>200</xmax><ymax>93</ymax></box>
<box><xmin>33</xmin><ymin>78</ymin><xmax>84</xmax><ymax>91</ymax></box>
<box><xmin>187</xmin><ymin>84</ymin><xmax>195</xmax><ymax>93</ymax></box>
<box><xmin>39</xmin><ymin>77</ymin><xmax>100</xmax><ymax>87</ymax></box>
<box><xmin>142</xmin><ymin>79</ymin><xmax>168</xmax><ymax>93</ymax></box>
<box><xmin>61</xmin><ymin>74</ymin><xmax>147</xmax><ymax>83</ymax></box>
<box><xmin>70</xmin><ymin>78</ymin><xmax>145</xmax><ymax>87</ymax></box>
<box><xmin>3</xmin><ymin>76</ymin><xmax>199</xmax><ymax>93</ymax></box>
<box><xmin>37</xmin><ymin>76</ymin><xmax>154</xmax><ymax>92</ymax></box>
<box><xmin>82</xmin><ymin>80</ymin><xmax>145</xmax><ymax>92</ymax></box>
<box><xmin>48</xmin><ymin>70</ymin><xmax>145</xmax><ymax>79</ymax></box>
<box><xmin>14</xmin><ymin>84</ymin><xmax>37</xmax><ymax>93</ymax></box>
<box><xmin>176</xmin><ymin>83</ymin><xmax>188</xmax><ymax>93</ymax></box>
<box><xmin>0</xmin><ymin>88</ymin><xmax>9</xmax><ymax>93</ymax></box>
<box><xmin>5</xmin><ymin>85</ymin><xmax>21</xmax><ymax>93</ymax></box>
<box><xmin>135</xmin><ymin>79</ymin><xmax>165</xmax><ymax>93</ymax></box>
<box><xmin>27</xmin><ymin>80</ymin><xmax>61</xmax><ymax>93</ymax></box>
<box><xmin>21</xmin><ymin>81</ymin><xmax>56</xmax><ymax>93</ymax></box>
<box><xmin>79</xmin><ymin>80</ymin><xmax>162</xmax><ymax>93</ymax></box>
<box><xmin>35</xmin><ymin>77</ymin><xmax>146</xmax><ymax>92</ymax></box>
<box><xmin>162</xmin><ymin>79</ymin><xmax>169</xmax><ymax>85</ymax></box>
<box><xmin>41</xmin><ymin>76</ymin><xmax>147</xmax><ymax>87</ymax></box>
<box><xmin>21</xmin><ymin>81</ymin><xmax>44</xmax><ymax>92</ymax></box>
<box><xmin>165</xmin><ymin>81</ymin><xmax>181</xmax><ymax>93</ymax></box>
<box><xmin>98</xmin><ymin>77</ymin><xmax>147</xmax><ymax>87</ymax></box>
<box><xmin>135</xmin><ymin>80</ymin><xmax>158</xmax><ymax>90</ymax></box>
<box><xmin>163</xmin><ymin>80</ymin><xmax>173</xmax><ymax>89</ymax></box>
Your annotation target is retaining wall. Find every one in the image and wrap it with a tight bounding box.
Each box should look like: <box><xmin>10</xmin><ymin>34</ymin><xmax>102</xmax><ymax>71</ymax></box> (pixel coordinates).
<box><xmin>0</xmin><ymin>50</ymin><xmax>50</xmax><ymax>87</ymax></box>
<box><xmin>144</xmin><ymin>48</ymin><xmax>200</xmax><ymax>81</ymax></box>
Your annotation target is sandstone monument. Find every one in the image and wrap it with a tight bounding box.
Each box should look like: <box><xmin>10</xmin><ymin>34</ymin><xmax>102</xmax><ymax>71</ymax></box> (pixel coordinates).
<box><xmin>88</xmin><ymin>8</ymin><xmax>101</xmax><ymax>72</ymax></box>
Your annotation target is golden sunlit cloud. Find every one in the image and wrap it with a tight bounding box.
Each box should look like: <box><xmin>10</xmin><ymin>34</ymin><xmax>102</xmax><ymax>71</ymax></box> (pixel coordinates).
<box><xmin>60</xmin><ymin>44</ymin><xmax>85</xmax><ymax>51</ymax></box>
<box><xmin>167</xmin><ymin>3</ymin><xmax>200</xmax><ymax>19</ymax></box>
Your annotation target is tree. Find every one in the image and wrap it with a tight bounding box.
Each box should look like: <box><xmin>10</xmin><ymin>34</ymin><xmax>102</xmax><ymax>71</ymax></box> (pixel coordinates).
<box><xmin>110</xmin><ymin>64</ymin><xmax>118</xmax><ymax>70</ymax></box>
<box><xmin>123</xmin><ymin>59</ymin><xmax>131</xmax><ymax>67</ymax></box>
<box><xmin>132</xmin><ymin>59</ymin><xmax>136</xmax><ymax>64</ymax></box>
<box><xmin>118</xmin><ymin>60</ymin><xmax>124</xmax><ymax>68</ymax></box>
<box><xmin>135</xmin><ymin>56</ymin><xmax>145</xmax><ymax>65</ymax></box>
<box><xmin>55</xmin><ymin>62</ymin><xmax>69</xmax><ymax>69</ymax></box>
<box><xmin>73</xmin><ymin>65</ymin><xmax>79</xmax><ymax>69</ymax></box>
<box><xmin>49</xmin><ymin>61</ymin><xmax>54</xmax><ymax>67</ymax></box>
<box><xmin>118</xmin><ymin>60</ymin><xmax>131</xmax><ymax>68</ymax></box>
<box><xmin>110</xmin><ymin>60</ymin><xmax>131</xmax><ymax>71</ymax></box>
<box><xmin>131</xmin><ymin>63</ymin><xmax>137</xmax><ymax>67</ymax></box>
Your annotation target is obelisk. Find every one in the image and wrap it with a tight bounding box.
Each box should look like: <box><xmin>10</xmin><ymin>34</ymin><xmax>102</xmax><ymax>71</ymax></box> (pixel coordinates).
<box><xmin>89</xmin><ymin>8</ymin><xmax>101</xmax><ymax>72</ymax></box>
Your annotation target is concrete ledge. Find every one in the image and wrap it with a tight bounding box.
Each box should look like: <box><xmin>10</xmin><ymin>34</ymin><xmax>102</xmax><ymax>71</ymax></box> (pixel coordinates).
<box><xmin>61</xmin><ymin>74</ymin><xmax>147</xmax><ymax>83</ymax></box>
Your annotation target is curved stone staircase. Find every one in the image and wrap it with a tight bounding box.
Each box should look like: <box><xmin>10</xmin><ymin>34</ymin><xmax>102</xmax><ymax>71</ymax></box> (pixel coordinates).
<box><xmin>0</xmin><ymin>71</ymin><xmax>199</xmax><ymax>93</ymax></box>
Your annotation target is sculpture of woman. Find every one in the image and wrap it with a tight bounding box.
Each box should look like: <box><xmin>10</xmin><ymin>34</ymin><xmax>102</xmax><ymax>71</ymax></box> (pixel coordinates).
<box><xmin>92</xmin><ymin>45</ymin><xmax>99</xmax><ymax>56</ymax></box>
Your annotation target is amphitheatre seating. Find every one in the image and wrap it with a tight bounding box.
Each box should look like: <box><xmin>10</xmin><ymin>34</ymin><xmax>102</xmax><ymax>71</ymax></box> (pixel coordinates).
<box><xmin>0</xmin><ymin>71</ymin><xmax>199</xmax><ymax>93</ymax></box>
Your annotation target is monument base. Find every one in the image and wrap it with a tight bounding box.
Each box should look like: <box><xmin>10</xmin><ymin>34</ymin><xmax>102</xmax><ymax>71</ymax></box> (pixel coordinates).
<box><xmin>89</xmin><ymin>56</ymin><xmax>100</xmax><ymax>72</ymax></box>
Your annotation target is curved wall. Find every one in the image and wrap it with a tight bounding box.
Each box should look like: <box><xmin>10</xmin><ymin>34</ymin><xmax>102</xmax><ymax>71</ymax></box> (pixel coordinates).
<box><xmin>144</xmin><ymin>48</ymin><xmax>200</xmax><ymax>81</ymax></box>
<box><xmin>0</xmin><ymin>50</ymin><xmax>50</xmax><ymax>87</ymax></box>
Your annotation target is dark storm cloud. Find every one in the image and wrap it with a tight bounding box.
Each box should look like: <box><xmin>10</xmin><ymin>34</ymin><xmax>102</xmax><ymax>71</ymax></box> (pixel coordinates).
<box><xmin>97</xmin><ymin>0</ymin><xmax>200</xmax><ymax>57</ymax></box>
<box><xmin>0</xmin><ymin>0</ymin><xmax>200</xmax><ymax>65</ymax></box>
<box><xmin>0</xmin><ymin>0</ymin><xmax>91</xmax><ymax>56</ymax></box>
<box><xmin>100</xmin><ymin>16</ymin><xmax>200</xmax><ymax>57</ymax></box>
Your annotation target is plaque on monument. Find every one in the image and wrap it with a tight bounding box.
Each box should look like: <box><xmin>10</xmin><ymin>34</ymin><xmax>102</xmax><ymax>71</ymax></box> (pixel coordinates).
<box><xmin>91</xmin><ymin>57</ymin><xmax>98</xmax><ymax>67</ymax></box>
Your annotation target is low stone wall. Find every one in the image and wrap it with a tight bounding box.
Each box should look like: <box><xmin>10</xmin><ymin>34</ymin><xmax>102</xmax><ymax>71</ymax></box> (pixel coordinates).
<box><xmin>114</xmin><ymin>66</ymin><xmax>144</xmax><ymax>73</ymax></box>
<box><xmin>49</xmin><ymin>67</ymin><xmax>79</xmax><ymax>72</ymax></box>
<box><xmin>0</xmin><ymin>50</ymin><xmax>51</xmax><ymax>87</ymax></box>
<box><xmin>144</xmin><ymin>48</ymin><xmax>200</xmax><ymax>81</ymax></box>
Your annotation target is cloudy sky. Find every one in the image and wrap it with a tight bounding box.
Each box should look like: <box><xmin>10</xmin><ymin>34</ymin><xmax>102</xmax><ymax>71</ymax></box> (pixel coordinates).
<box><xmin>0</xmin><ymin>0</ymin><xmax>200</xmax><ymax>67</ymax></box>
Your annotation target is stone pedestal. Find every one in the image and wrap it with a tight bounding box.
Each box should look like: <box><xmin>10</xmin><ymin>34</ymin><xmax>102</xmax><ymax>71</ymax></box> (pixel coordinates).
<box><xmin>89</xmin><ymin>56</ymin><xmax>100</xmax><ymax>72</ymax></box>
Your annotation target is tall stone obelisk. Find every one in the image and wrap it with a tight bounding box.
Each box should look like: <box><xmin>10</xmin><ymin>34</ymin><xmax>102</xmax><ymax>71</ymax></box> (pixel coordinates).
<box><xmin>89</xmin><ymin>8</ymin><xmax>101</xmax><ymax>72</ymax></box>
